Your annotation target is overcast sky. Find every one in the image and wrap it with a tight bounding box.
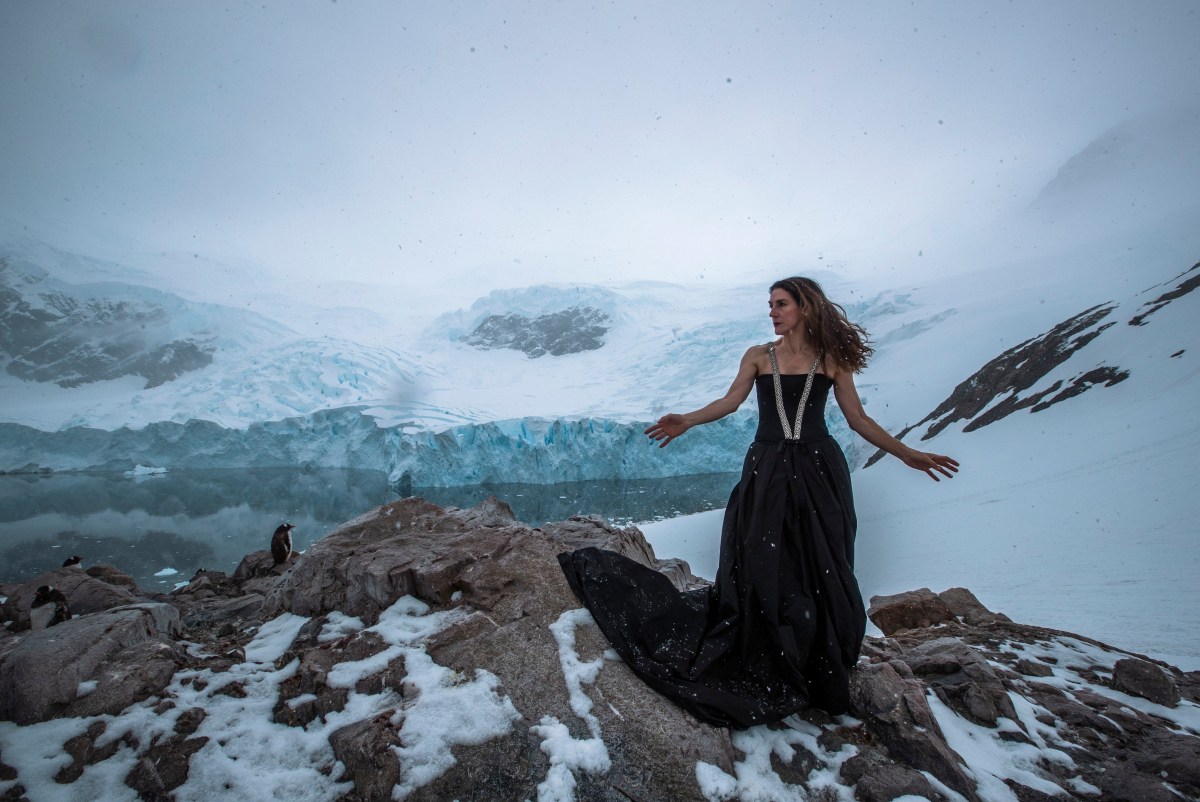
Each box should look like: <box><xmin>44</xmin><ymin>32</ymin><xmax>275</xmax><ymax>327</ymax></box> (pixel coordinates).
<box><xmin>2</xmin><ymin>1</ymin><xmax>1198</xmax><ymax>293</ymax></box>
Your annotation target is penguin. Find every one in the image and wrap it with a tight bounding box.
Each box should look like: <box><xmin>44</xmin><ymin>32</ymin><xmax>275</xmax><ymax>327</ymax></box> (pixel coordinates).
<box><xmin>62</xmin><ymin>555</ymin><xmax>83</xmax><ymax>568</ymax></box>
<box><xmin>30</xmin><ymin>585</ymin><xmax>71</xmax><ymax>630</ymax></box>
<box><xmin>271</xmin><ymin>523</ymin><xmax>295</xmax><ymax>565</ymax></box>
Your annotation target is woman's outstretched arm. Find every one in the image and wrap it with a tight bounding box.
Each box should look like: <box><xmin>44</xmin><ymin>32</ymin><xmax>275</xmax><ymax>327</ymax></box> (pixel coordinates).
<box><xmin>831</xmin><ymin>369</ymin><xmax>959</xmax><ymax>481</ymax></box>
<box><xmin>645</xmin><ymin>347</ymin><xmax>760</xmax><ymax>448</ymax></box>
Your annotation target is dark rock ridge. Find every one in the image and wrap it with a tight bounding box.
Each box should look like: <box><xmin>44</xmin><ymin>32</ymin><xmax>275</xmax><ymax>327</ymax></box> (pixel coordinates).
<box><xmin>890</xmin><ymin>303</ymin><xmax>1125</xmax><ymax>444</ymax></box>
<box><xmin>867</xmin><ymin>258</ymin><xmax>1199</xmax><ymax>467</ymax></box>
<box><xmin>462</xmin><ymin>305</ymin><xmax>610</xmax><ymax>357</ymax></box>
<box><xmin>2</xmin><ymin>498</ymin><xmax>1196</xmax><ymax>801</ymax></box>
<box><xmin>1128</xmin><ymin>260</ymin><xmax>1200</xmax><ymax>327</ymax></box>
<box><xmin>0</xmin><ymin>256</ymin><xmax>216</xmax><ymax>388</ymax></box>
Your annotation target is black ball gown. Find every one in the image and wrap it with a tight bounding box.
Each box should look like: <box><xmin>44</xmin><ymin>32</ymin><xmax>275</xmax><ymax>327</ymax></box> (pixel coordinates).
<box><xmin>557</xmin><ymin>345</ymin><xmax>867</xmax><ymax>728</ymax></box>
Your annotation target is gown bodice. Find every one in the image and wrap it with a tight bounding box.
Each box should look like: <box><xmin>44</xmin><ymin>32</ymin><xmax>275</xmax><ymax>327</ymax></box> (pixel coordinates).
<box><xmin>753</xmin><ymin>373</ymin><xmax>833</xmax><ymax>443</ymax></box>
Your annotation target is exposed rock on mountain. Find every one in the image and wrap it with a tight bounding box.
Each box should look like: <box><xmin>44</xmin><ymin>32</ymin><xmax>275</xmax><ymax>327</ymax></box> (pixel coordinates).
<box><xmin>866</xmin><ymin>258</ymin><xmax>1199</xmax><ymax>467</ymax></box>
<box><xmin>1129</xmin><ymin>260</ymin><xmax>1200</xmax><ymax>327</ymax></box>
<box><xmin>0</xmin><ymin>256</ymin><xmax>216</xmax><ymax>388</ymax></box>
<box><xmin>462</xmin><ymin>305</ymin><xmax>610</xmax><ymax>357</ymax></box>
<box><xmin>1</xmin><ymin>499</ymin><xmax>1196</xmax><ymax>801</ymax></box>
<box><xmin>899</xmin><ymin>303</ymin><xmax>1126</xmax><ymax>442</ymax></box>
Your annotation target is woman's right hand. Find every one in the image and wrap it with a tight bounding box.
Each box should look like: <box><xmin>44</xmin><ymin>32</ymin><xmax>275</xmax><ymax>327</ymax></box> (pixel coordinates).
<box><xmin>901</xmin><ymin>450</ymin><xmax>960</xmax><ymax>481</ymax></box>
<box><xmin>645</xmin><ymin>414</ymin><xmax>690</xmax><ymax>448</ymax></box>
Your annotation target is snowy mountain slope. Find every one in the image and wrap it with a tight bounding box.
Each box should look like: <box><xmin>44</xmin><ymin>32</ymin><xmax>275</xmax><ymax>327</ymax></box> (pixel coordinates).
<box><xmin>644</xmin><ymin>252</ymin><xmax>1200</xmax><ymax>670</ymax></box>
<box><xmin>0</xmin><ymin>247</ymin><xmax>436</xmax><ymax>430</ymax></box>
<box><xmin>0</xmin><ymin>251</ymin><xmax>292</xmax><ymax>389</ymax></box>
<box><xmin>2</xmin><ymin>256</ymin><xmax>212</xmax><ymax>389</ymax></box>
<box><xmin>860</xmin><ymin>262</ymin><xmax>1198</xmax><ymax>465</ymax></box>
<box><xmin>1032</xmin><ymin>105</ymin><xmax>1200</xmax><ymax>222</ymax></box>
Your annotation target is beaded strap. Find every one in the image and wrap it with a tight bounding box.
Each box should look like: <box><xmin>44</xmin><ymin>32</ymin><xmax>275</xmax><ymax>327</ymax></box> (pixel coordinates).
<box><xmin>767</xmin><ymin>344</ymin><xmax>821</xmax><ymax>441</ymax></box>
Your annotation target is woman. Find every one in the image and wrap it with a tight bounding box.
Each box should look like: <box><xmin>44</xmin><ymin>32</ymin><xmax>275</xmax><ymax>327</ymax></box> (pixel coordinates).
<box><xmin>558</xmin><ymin>277</ymin><xmax>958</xmax><ymax>729</ymax></box>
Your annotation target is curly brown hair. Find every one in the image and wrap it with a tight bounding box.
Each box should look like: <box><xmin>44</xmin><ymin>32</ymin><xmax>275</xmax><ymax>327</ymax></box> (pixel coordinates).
<box><xmin>770</xmin><ymin>276</ymin><xmax>874</xmax><ymax>373</ymax></box>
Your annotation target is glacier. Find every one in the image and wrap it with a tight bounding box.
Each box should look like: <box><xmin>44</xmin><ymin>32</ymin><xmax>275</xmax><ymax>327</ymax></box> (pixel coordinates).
<box><xmin>0</xmin><ymin>405</ymin><xmax>860</xmax><ymax>488</ymax></box>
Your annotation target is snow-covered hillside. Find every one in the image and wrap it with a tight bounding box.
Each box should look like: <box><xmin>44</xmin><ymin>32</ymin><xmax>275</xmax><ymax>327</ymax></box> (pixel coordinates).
<box><xmin>0</xmin><ymin>244</ymin><xmax>430</xmax><ymax>431</ymax></box>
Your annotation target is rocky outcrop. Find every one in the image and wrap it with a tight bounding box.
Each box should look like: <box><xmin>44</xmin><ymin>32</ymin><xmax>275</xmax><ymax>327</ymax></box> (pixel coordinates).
<box><xmin>1111</xmin><ymin>656</ymin><xmax>1182</xmax><ymax>706</ymax></box>
<box><xmin>0</xmin><ymin>602</ymin><xmax>183</xmax><ymax>724</ymax></box>
<box><xmin>1128</xmin><ymin>260</ymin><xmax>1200</xmax><ymax>326</ymax></box>
<box><xmin>0</xmin><ymin>256</ymin><xmax>216</xmax><ymax>389</ymax></box>
<box><xmin>868</xmin><ymin>258</ymin><xmax>1200</xmax><ymax>468</ymax></box>
<box><xmin>462</xmin><ymin>305</ymin><xmax>610</xmax><ymax>357</ymax></box>
<box><xmin>867</xmin><ymin>303</ymin><xmax>1126</xmax><ymax>466</ymax></box>
<box><xmin>1</xmin><ymin>500</ymin><xmax>1197</xmax><ymax>801</ymax></box>
<box><xmin>0</xmin><ymin>564</ymin><xmax>142</xmax><ymax>630</ymax></box>
<box><xmin>262</xmin><ymin>496</ymin><xmax>667</xmax><ymax>621</ymax></box>
<box><xmin>865</xmin><ymin>587</ymin><xmax>1200</xmax><ymax>802</ymax></box>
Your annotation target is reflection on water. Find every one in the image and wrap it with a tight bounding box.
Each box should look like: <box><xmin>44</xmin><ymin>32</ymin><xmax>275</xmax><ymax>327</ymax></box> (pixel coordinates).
<box><xmin>0</xmin><ymin>468</ymin><xmax>735</xmax><ymax>592</ymax></box>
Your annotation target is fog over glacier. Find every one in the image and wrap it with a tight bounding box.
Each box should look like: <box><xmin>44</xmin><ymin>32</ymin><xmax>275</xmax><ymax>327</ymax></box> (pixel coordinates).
<box><xmin>1</xmin><ymin>0</ymin><xmax>1199</xmax><ymax>673</ymax></box>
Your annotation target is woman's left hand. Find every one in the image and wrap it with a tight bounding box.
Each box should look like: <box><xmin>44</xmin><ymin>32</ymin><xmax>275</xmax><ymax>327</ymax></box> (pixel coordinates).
<box><xmin>902</xmin><ymin>451</ymin><xmax>960</xmax><ymax>481</ymax></box>
<box><xmin>645</xmin><ymin>414</ymin><xmax>689</xmax><ymax>448</ymax></box>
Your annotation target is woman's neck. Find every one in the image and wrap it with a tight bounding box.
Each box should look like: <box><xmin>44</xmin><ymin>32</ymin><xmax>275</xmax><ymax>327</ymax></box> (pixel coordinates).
<box><xmin>775</xmin><ymin>330</ymin><xmax>814</xmax><ymax>356</ymax></box>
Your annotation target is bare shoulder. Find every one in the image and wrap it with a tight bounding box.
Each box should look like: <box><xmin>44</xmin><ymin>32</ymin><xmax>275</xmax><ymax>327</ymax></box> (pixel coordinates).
<box><xmin>823</xmin><ymin>357</ymin><xmax>853</xmax><ymax>384</ymax></box>
<box><xmin>741</xmin><ymin>343</ymin><xmax>773</xmax><ymax>374</ymax></box>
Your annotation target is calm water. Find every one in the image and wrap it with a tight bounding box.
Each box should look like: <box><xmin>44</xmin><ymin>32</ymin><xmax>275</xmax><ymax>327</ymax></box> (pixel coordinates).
<box><xmin>0</xmin><ymin>469</ymin><xmax>737</xmax><ymax>592</ymax></box>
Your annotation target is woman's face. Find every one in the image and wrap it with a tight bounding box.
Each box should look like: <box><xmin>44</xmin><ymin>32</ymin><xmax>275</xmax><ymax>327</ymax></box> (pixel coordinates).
<box><xmin>768</xmin><ymin>288</ymin><xmax>805</xmax><ymax>335</ymax></box>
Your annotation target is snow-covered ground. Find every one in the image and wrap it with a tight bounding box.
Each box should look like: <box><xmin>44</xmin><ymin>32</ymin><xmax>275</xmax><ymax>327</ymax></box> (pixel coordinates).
<box><xmin>2</xmin><ymin>595</ymin><xmax>1196</xmax><ymax>802</ymax></box>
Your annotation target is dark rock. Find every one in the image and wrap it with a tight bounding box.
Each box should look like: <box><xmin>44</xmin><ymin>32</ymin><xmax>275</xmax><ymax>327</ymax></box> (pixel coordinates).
<box><xmin>1133</xmin><ymin>729</ymin><xmax>1200</xmax><ymax>788</ymax></box>
<box><xmin>133</xmin><ymin>735</ymin><xmax>209</xmax><ymax>794</ymax></box>
<box><xmin>267</xmin><ymin>497</ymin><xmax>733</xmax><ymax>801</ymax></box>
<box><xmin>855</xmin><ymin>762</ymin><xmax>944</xmax><ymax>802</ymax></box>
<box><xmin>232</xmin><ymin>550</ymin><xmax>283</xmax><ymax>581</ymax></box>
<box><xmin>848</xmin><ymin>661</ymin><xmax>979</xmax><ymax>801</ymax></box>
<box><xmin>1129</xmin><ymin>260</ymin><xmax>1200</xmax><ymax>326</ymax></box>
<box><xmin>838</xmin><ymin>748</ymin><xmax>881</xmax><ymax>785</ymax></box>
<box><xmin>55</xmin><ymin>721</ymin><xmax>123</xmax><ymax>783</ymax></box>
<box><xmin>1015</xmin><ymin>658</ymin><xmax>1054</xmax><ymax>677</ymax></box>
<box><xmin>902</xmin><ymin>637</ymin><xmax>1020</xmax><ymax>726</ymax></box>
<box><xmin>328</xmin><ymin>714</ymin><xmax>403</xmax><ymax>802</ymax></box>
<box><xmin>867</xmin><ymin>588</ymin><xmax>957</xmax><ymax>635</ymax></box>
<box><xmin>1002</xmin><ymin>779</ymin><xmax>1063</xmax><ymax>802</ymax></box>
<box><xmin>866</xmin><ymin>298</ymin><xmax>1133</xmax><ymax>466</ymax></box>
<box><xmin>125</xmin><ymin>756</ymin><xmax>169</xmax><ymax>802</ymax></box>
<box><xmin>65</xmin><ymin>637</ymin><xmax>188</xmax><ymax>720</ymax></box>
<box><xmin>462</xmin><ymin>306</ymin><xmax>610</xmax><ymax>358</ymax></box>
<box><xmin>1111</xmin><ymin>657</ymin><xmax>1181</xmax><ymax>707</ymax></box>
<box><xmin>1095</xmin><ymin>769</ymin><xmax>1182</xmax><ymax>802</ymax></box>
<box><xmin>0</xmin><ymin>604</ymin><xmax>181</xmax><ymax>724</ymax></box>
<box><xmin>177</xmin><ymin>593</ymin><xmax>264</xmax><ymax>629</ymax></box>
<box><xmin>174</xmin><ymin>707</ymin><xmax>206</xmax><ymax>735</ymax></box>
<box><xmin>273</xmin><ymin>631</ymin><xmax>390</xmax><ymax>727</ymax></box>
<box><xmin>262</xmin><ymin>497</ymin><xmax>685</xmax><ymax>621</ymax></box>
<box><xmin>0</xmin><ymin>258</ymin><xmax>216</xmax><ymax>389</ymax></box>
<box><xmin>83</xmin><ymin>564</ymin><xmax>142</xmax><ymax>592</ymax></box>
<box><xmin>936</xmin><ymin>587</ymin><xmax>1011</xmax><ymax>625</ymax></box>
<box><xmin>1027</xmin><ymin>365</ymin><xmax>1129</xmax><ymax>413</ymax></box>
